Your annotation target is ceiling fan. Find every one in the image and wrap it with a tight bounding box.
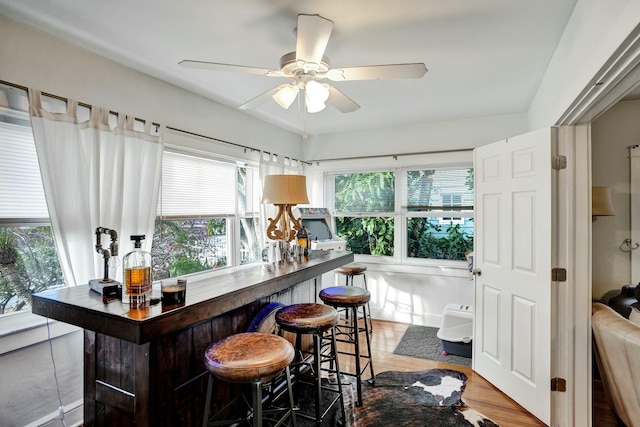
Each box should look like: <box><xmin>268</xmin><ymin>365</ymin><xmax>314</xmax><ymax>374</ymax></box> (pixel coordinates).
<box><xmin>179</xmin><ymin>14</ymin><xmax>428</xmax><ymax>113</ymax></box>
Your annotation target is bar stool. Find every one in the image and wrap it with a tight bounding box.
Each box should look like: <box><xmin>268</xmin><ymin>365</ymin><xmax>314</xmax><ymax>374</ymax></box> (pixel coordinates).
<box><xmin>334</xmin><ymin>262</ymin><xmax>368</xmax><ymax>289</ymax></box>
<box><xmin>334</xmin><ymin>263</ymin><xmax>372</xmax><ymax>333</ymax></box>
<box><xmin>319</xmin><ymin>286</ymin><xmax>375</xmax><ymax>406</ymax></box>
<box><xmin>275</xmin><ymin>303</ymin><xmax>345</xmax><ymax>426</ymax></box>
<box><xmin>202</xmin><ymin>332</ymin><xmax>297</xmax><ymax>427</ymax></box>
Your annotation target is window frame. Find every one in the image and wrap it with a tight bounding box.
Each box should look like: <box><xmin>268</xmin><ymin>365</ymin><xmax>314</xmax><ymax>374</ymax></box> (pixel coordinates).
<box><xmin>327</xmin><ymin>163</ymin><xmax>474</xmax><ymax>267</ymax></box>
<box><xmin>152</xmin><ymin>136</ymin><xmax>263</xmax><ymax>280</ymax></box>
<box><xmin>0</xmin><ymin>86</ymin><xmax>66</xmax><ymax>318</ymax></box>
<box><xmin>327</xmin><ymin>168</ymin><xmax>399</xmax><ymax>260</ymax></box>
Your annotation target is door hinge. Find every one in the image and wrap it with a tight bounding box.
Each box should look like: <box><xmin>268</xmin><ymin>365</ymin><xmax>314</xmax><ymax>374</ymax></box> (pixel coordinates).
<box><xmin>552</xmin><ymin>155</ymin><xmax>567</xmax><ymax>170</ymax></box>
<box><xmin>552</xmin><ymin>268</ymin><xmax>567</xmax><ymax>282</ymax></box>
<box><xmin>551</xmin><ymin>377</ymin><xmax>566</xmax><ymax>392</ymax></box>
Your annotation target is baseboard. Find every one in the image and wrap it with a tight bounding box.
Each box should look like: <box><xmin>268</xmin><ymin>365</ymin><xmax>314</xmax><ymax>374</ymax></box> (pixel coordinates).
<box><xmin>23</xmin><ymin>399</ymin><xmax>83</xmax><ymax>427</ymax></box>
<box><xmin>370</xmin><ymin>307</ymin><xmax>443</xmax><ymax>328</ymax></box>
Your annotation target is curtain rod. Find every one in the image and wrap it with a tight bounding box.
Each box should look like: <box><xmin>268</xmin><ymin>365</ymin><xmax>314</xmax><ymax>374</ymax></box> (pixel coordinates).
<box><xmin>0</xmin><ymin>79</ymin><xmax>310</xmax><ymax>166</ymax></box>
<box><xmin>0</xmin><ymin>79</ymin><xmax>160</xmax><ymax>126</ymax></box>
<box><xmin>166</xmin><ymin>126</ymin><xmax>311</xmax><ymax>166</ymax></box>
<box><xmin>307</xmin><ymin>147</ymin><xmax>473</xmax><ymax>164</ymax></box>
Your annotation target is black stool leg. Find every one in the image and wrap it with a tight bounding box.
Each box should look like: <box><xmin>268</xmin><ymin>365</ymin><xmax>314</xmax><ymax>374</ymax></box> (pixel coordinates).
<box><xmin>328</xmin><ymin>327</ymin><xmax>346</xmax><ymax>424</ymax></box>
<box><xmin>251</xmin><ymin>381</ymin><xmax>262</xmax><ymax>427</ymax></box>
<box><xmin>351</xmin><ymin>306</ymin><xmax>363</xmax><ymax>406</ymax></box>
<box><xmin>203</xmin><ymin>374</ymin><xmax>214</xmax><ymax>427</ymax></box>
<box><xmin>313</xmin><ymin>332</ymin><xmax>323</xmax><ymax>426</ymax></box>
<box><xmin>284</xmin><ymin>366</ymin><xmax>298</xmax><ymax>427</ymax></box>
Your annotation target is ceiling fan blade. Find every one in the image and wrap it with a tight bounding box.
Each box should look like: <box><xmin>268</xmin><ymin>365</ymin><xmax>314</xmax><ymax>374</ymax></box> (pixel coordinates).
<box><xmin>329</xmin><ymin>63</ymin><xmax>428</xmax><ymax>81</ymax></box>
<box><xmin>327</xmin><ymin>86</ymin><xmax>360</xmax><ymax>113</ymax></box>
<box><xmin>295</xmin><ymin>14</ymin><xmax>334</xmax><ymax>67</ymax></box>
<box><xmin>238</xmin><ymin>86</ymin><xmax>282</xmax><ymax>110</ymax></box>
<box><xmin>179</xmin><ymin>60</ymin><xmax>281</xmax><ymax>76</ymax></box>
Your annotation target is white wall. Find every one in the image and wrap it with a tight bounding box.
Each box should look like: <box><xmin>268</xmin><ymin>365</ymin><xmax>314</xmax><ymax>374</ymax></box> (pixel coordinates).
<box><xmin>591</xmin><ymin>99</ymin><xmax>640</xmax><ymax>299</ymax></box>
<box><xmin>303</xmin><ymin>112</ymin><xmax>528</xmax><ymax>161</ymax></box>
<box><xmin>529</xmin><ymin>0</ymin><xmax>640</xmax><ymax>128</ymax></box>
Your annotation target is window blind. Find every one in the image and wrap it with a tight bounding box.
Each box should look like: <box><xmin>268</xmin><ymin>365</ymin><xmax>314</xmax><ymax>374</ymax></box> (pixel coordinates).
<box><xmin>0</xmin><ymin>120</ymin><xmax>49</xmax><ymax>219</ymax></box>
<box><xmin>158</xmin><ymin>151</ymin><xmax>237</xmax><ymax>217</ymax></box>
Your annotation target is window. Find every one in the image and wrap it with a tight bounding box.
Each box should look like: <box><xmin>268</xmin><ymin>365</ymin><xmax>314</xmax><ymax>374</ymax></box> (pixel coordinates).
<box><xmin>0</xmin><ymin>83</ymin><xmax>64</xmax><ymax>315</ymax></box>
<box><xmin>329</xmin><ymin>166</ymin><xmax>473</xmax><ymax>262</ymax></box>
<box><xmin>406</xmin><ymin>168</ymin><xmax>474</xmax><ymax>261</ymax></box>
<box><xmin>151</xmin><ymin>142</ymin><xmax>262</xmax><ymax>280</ymax></box>
<box><xmin>332</xmin><ymin>171</ymin><xmax>396</xmax><ymax>256</ymax></box>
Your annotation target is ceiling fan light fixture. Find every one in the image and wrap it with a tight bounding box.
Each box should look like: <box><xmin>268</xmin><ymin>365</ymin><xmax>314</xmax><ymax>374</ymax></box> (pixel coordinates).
<box><xmin>306</xmin><ymin>80</ymin><xmax>329</xmax><ymax>102</ymax></box>
<box><xmin>305</xmin><ymin>98</ymin><xmax>326</xmax><ymax>113</ymax></box>
<box><xmin>305</xmin><ymin>80</ymin><xmax>330</xmax><ymax>113</ymax></box>
<box><xmin>272</xmin><ymin>84</ymin><xmax>299</xmax><ymax>109</ymax></box>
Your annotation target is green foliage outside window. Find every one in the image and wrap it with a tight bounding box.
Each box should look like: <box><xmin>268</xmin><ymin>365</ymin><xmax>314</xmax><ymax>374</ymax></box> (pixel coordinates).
<box><xmin>335</xmin><ymin>217</ymin><xmax>394</xmax><ymax>256</ymax></box>
<box><xmin>334</xmin><ymin>171</ymin><xmax>395</xmax><ymax>255</ymax></box>
<box><xmin>0</xmin><ymin>227</ymin><xmax>64</xmax><ymax>314</ymax></box>
<box><xmin>151</xmin><ymin>218</ymin><xmax>227</xmax><ymax>281</ymax></box>
<box><xmin>334</xmin><ymin>171</ymin><xmax>395</xmax><ymax>212</ymax></box>
<box><xmin>407</xmin><ymin>218</ymin><xmax>473</xmax><ymax>260</ymax></box>
<box><xmin>333</xmin><ymin>168</ymin><xmax>474</xmax><ymax>261</ymax></box>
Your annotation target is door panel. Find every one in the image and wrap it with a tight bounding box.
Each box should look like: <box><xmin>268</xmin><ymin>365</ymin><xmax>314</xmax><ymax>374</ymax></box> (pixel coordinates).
<box><xmin>473</xmin><ymin>127</ymin><xmax>554</xmax><ymax>425</ymax></box>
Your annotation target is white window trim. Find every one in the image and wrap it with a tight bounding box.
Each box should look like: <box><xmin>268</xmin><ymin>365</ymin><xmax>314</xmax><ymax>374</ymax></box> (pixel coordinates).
<box><xmin>326</xmin><ymin>163</ymin><xmax>473</xmax><ymax>266</ymax></box>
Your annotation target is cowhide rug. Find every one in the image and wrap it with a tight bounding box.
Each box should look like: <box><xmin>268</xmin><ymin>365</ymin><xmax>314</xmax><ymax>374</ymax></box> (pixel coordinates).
<box><xmin>350</xmin><ymin>369</ymin><xmax>499</xmax><ymax>427</ymax></box>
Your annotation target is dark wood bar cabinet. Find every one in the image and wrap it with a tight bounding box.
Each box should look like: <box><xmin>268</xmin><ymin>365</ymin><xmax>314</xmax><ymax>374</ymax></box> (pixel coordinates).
<box><xmin>32</xmin><ymin>250</ymin><xmax>353</xmax><ymax>427</ymax></box>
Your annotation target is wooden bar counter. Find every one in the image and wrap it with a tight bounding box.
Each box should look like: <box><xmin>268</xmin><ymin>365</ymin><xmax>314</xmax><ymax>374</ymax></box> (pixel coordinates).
<box><xmin>32</xmin><ymin>250</ymin><xmax>353</xmax><ymax>427</ymax></box>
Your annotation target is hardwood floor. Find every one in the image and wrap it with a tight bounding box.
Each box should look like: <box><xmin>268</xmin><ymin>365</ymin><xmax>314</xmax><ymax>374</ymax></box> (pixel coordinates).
<box><xmin>338</xmin><ymin>319</ymin><xmax>618</xmax><ymax>427</ymax></box>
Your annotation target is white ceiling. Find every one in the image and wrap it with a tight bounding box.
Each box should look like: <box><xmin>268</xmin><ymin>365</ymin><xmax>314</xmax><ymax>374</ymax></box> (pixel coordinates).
<box><xmin>0</xmin><ymin>0</ymin><xmax>579</xmax><ymax>137</ymax></box>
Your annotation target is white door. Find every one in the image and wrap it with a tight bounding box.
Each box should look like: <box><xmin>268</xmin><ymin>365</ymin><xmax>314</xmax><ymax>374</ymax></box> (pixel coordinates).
<box><xmin>473</xmin><ymin>127</ymin><xmax>555</xmax><ymax>425</ymax></box>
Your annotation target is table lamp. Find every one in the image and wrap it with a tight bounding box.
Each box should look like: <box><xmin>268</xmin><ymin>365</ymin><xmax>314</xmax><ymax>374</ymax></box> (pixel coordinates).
<box><xmin>592</xmin><ymin>186</ymin><xmax>616</xmax><ymax>221</ymax></box>
<box><xmin>262</xmin><ymin>174</ymin><xmax>309</xmax><ymax>242</ymax></box>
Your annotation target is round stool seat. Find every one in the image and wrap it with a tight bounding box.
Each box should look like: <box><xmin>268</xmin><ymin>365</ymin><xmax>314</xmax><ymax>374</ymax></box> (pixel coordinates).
<box><xmin>204</xmin><ymin>332</ymin><xmax>294</xmax><ymax>383</ymax></box>
<box><xmin>334</xmin><ymin>262</ymin><xmax>367</xmax><ymax>276</ymax></box>
<box><xmin>320</xmin><ymin>286</ymin><xmax>370</xmax><ymax>307</ymax></box>
<box><xmin>275</xmin><ymin>303</ymin><xmax>339</xmax><ymax>333</ymax></box>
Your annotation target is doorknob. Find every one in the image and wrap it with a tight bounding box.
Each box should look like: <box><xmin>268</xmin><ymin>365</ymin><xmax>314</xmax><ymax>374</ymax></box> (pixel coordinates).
<box><xmin>472</xmin><ymin>268</ymin><xmax>482</xmax><ymax>276</ymax></box>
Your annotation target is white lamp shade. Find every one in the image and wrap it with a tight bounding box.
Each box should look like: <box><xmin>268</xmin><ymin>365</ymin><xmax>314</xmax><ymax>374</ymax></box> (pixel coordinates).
<box><xmin>592</xmin><ymin>186</ymin><xmax>616</xmax><ymax>216</ymax></box>
<box><xmin>261</xmin><ymin>174</ymin><xmax>310</xmax><ymax>204</ymax></box>
<box><xmin>272</xmin><ymin>84</ymin><xmax>298</xmax><ymax>109</ymax></box>
<box><xmin>305</xmin><ymin>81</ymin><xmax>329</xmax><ymax>113</ymax></box>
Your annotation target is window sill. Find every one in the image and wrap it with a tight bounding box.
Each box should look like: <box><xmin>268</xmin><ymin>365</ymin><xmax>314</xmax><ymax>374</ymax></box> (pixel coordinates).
<box><xmin>353</xmin><ymin>255</ymin><xmax>470</xmax><ymax>278</ymax></box>
<box><xmin>0</xmin><ymin>310</ymin><xmax>80</xmax><ymax>355</ymax></box>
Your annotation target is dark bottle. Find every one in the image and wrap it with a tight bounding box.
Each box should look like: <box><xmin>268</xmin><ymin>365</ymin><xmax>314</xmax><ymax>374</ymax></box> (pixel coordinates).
<box><xmin>296</xmin><ymin>227</ymin><xmax>309</xmax><ymax>257</ymax></box>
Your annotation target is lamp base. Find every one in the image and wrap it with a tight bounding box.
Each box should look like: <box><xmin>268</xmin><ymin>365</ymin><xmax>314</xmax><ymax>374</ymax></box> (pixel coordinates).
<box><xmin>89</xmin><ymin>278</ymin><xmax>122</xmax><ymax>298</ymax></box>
<box><xmin>266</xmin><ymin>204</ymin><xmax>303</xmax><ymax>242</ymax></box>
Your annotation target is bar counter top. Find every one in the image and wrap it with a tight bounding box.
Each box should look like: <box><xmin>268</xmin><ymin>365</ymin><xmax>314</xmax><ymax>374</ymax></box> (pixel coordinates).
<box><xmin>32</xmin><ymin>250</ymin><xmax>353</xmax><ymax>344</ymax></box>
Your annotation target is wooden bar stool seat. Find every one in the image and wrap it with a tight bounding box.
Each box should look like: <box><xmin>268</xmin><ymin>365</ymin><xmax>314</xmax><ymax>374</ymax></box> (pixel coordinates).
<box><xmin>275</xmin><ymin>303</ymin><xmax>345</xmax><ymax>426</ymax></box>
<box><xmin>202</xmin><ymin>332</ymin><xmax>297</xmax><ymax>427</ymax></box>
<box><xmin>275</xmin><ymin>303</ymin><xmax>340</xmax><ymax>333</ymax></box>
<box><xmin>333</xmin><ymin>263</ymin><xmax>372</xmax><ymax>333</ymax></box>
<box><xmin>334</xmin><ymin>263</ymin><xmax>368</xmax><ymax>281</ymax></box>
<box><xmin>319</xmin><ymin>286</ymin><xmax>375</xmax><ymax>406</ymax></box>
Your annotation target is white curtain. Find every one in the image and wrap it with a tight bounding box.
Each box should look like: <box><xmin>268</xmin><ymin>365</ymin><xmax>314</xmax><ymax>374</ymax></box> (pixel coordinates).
<box><xmin>258</xmin><ymin>152</ymin><xmax>304</xmax><ymax>245</ymax></box>
<box><xmin>29</xmin><ymin>89</ymin><xmax>164</xmax><ymax>287</ymax></box>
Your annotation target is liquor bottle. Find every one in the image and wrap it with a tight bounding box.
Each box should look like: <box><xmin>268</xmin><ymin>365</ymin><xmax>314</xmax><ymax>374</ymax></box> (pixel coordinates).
<box><xmin>122</xmin><ymin>234</ymin><xmax>151</xmax><ymax>309</ymax></box>
<box><xmin>296</xmin><ymin>227</ymin><xmax>309</xmax><ymax>259</ymax></box>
